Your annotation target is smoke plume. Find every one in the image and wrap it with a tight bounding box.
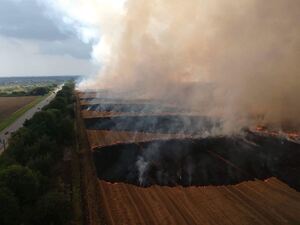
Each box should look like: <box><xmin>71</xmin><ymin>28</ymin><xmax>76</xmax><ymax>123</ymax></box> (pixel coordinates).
<box><xmin>74</xmin><ymin>0</ymin><xmax>300</xmax><ymax>131</ymax></box>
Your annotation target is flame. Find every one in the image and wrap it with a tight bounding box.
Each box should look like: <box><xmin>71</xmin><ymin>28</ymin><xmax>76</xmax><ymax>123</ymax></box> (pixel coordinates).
<box><xmin>253</xmin><ymin>125</ymin><xmax>300</xmax><ymax>141</ymax></box>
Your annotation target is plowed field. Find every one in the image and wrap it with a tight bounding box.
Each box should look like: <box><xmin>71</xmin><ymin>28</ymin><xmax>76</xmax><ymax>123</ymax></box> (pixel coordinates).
<box><xmin>98</xmin><ymin>178</ymin><xmax>300</xmax><ymax>225</ymax></box>
<box><xmin>0</xmin><ymin>96</ymin><xmax>36</xmax><ymax>122</ymax></box>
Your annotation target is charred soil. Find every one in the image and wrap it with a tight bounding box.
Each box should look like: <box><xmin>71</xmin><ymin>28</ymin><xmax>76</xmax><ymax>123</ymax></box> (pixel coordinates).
<box><xmin>93</xmin><ymin>134</ymin><xmax>300</xmax><ymax>190</ymax></box>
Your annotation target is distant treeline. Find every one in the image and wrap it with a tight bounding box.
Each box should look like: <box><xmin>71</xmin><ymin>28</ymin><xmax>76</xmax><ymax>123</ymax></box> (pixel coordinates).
<box><xmin>0</xmin><ymin>85</ymin><xmax>56</xmax><ymax>97</ymax></box>
<box><xmin>0</xmin><ymin>83</ymin><xmax>75</xmax><ymax>225</ymax></box>
<box><xmin>0</xmin><ymin>76</ymin><xmax>79</xmax><ymax>85</ymax></box>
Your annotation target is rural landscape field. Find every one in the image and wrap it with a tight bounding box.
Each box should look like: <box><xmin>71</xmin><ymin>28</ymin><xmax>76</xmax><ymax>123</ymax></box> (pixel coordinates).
<box><xmin>0</xmin><ymin>77</ymin><xmax>74</xmax><ymax>127</ymax></box>
<box><xmin>0</xmin><ymin>0</ymin><xmax>300</xmax><ymax>225</ymax></box>
<box><xmin>0</xmin><ymin>96</ymin><xmax>36</xmax><ymax>123</ymax></box>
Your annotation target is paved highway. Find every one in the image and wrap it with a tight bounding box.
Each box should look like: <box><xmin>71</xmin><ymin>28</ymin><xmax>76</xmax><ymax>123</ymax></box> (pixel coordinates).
<box><xmin>0</xmin><ymin>85</ymin><xmax>62</xmax><ymax>154</ymax></box>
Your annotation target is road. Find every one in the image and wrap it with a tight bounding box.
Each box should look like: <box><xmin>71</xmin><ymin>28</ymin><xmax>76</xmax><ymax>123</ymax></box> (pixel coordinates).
<box><xmin>0</xmin><ymin>85</ymin><xmax>62</xmax><ymax>154</ymax></box>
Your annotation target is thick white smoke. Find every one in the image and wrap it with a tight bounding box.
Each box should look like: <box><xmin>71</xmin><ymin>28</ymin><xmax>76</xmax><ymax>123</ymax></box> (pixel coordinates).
<box><xmin>47</xmin><ymin>0</ymin><xmax>300</xmax><ymax>131</ymax></box>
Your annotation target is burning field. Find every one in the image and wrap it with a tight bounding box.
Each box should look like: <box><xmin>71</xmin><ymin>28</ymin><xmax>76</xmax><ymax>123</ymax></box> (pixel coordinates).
<box><xmin>52</xmin><ymin>1</ymin><xmax>300</xmax><ymax>224</ymax></box>
<box><xmin>77</xmin><ymin>91</ymin><xmax>300</xmax><ymax>225</ymax></box>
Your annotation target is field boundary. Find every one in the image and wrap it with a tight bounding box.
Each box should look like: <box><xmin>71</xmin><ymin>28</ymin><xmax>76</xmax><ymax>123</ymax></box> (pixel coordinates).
<box><xmin>0</xmin><ymin>95</ymin><xmax>47</xmax><ymax>132</ymax></box>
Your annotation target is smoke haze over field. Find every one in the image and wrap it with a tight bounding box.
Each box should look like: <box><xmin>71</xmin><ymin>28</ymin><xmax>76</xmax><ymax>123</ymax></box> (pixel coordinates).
<box><xmin>51</xmin><ymin>0</ymin><xmax>300</xmax><ymax>131</ymax></box>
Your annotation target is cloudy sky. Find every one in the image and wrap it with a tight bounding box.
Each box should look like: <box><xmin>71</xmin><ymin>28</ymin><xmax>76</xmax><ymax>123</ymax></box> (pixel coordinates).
<box><xmin>0</xmin><ymin>0</ymin><xmax>100</xmax><ymax>77</ymax></box>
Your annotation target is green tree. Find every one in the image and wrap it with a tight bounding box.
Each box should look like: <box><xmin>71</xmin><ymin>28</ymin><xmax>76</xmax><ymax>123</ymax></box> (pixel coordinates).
<box><xmin>7</xmin><ymin>127</ymin><xmax>35</xmax><ymax>163</ymax></box>
<box><xmin>34</xmin><ymin>191</ymin><xmax>71</xmax><ymax>225</ymax></box>
<box><xmin>0</xmin><ymin>187</ymin><xmax>20</xmax><ymax>225</ymax></box>
<box><xmin>29</xmin><ymin>87</ymin><xmax>49</xmax><ymax>96</ymax></box>
<box><xmin>57</xmin><ymin>118</ymin><xmax>74</xmax><ymax>144</ymax></box>
<box><xmin>0</xmin><ymin>165</ymin><xmax>40</xmax><ymax>204</ymax></box>
<box><xmin>27</xmin><ymin>153</ymin><xmax>54</xmax><ymax>176</ymax></box>
<box><xmin>44</xmin><ymin>97</ymin><xmax>67</xmax><ymax>112</ymax></box>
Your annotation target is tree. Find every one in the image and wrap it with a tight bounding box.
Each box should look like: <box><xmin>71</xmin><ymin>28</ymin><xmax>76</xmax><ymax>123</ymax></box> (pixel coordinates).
<box><xmin>57</xmin><ymin>118</ymin><xmax>74</xmax><ymax>144</ymax></box>
<box><xmin>24</xmin><ymin>109</ymin><xmax>62</xmax><ymax>140</ymax></box>
<box><xmin>0</xmin><ymin>165</ymin><xmax>40</xmax><ymax>205</ymax></box>
<box><xmin>29</xmin><ymin>87</ymin><xmax>49</xmax><ymax>96</ymax></box>
<box><xmin>44</xmin><ymin>97</ymin><xmax>67</xmax><ymax>112</ymax></box>
<box><xmin>7</xmin><ymin>127</ymin><xmax>35</xmax><ymax>164</ymax></box>
<box><xmin>0</xmin><ymin>187</ymin><xmax>20</xmax><ymax>225</ymax></box>
<box><xmin>27</xmin><ymin>153</ymin><xmax>54</xmax><ymax>176</ymax></box>
<box><xmin>34</xmin><ymin>191</ymin><xmax>71</xmax><ymax>225</ymax></box>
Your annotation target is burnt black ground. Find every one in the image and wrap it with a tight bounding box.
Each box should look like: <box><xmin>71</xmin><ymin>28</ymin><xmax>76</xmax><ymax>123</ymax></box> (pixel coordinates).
<box><xmin>85</xmin><ymin>115</ymin><xmax>220</xmax><ymax>134</ymax></box>
<box><xmin>81</xmin><ymin>103</ymin><xmax>187</xmax><ymax>113</ymax></box>
<box><xmin>93</xmin><ymin>133</ymin><xmax>300</xmax><ymax>190</ymax></box>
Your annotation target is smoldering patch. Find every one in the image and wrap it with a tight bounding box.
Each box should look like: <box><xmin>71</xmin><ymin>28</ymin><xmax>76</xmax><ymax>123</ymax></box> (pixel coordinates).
<box><xmin>93</xmin><ymin>134</ymin><xmax>300</xmax><ymax>189</ymax></box>
<box><xmin>85</xmin><ymin>115</ymin><xmax>220</xmax><ymax>135</ymax></box>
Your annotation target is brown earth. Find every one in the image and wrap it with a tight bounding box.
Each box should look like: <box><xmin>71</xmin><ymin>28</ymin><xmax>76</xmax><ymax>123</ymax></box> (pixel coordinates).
<box><xmin>81</xmin><ymin>110</ymin><xmax>127</xmax><ymax>118</ymax></box>
<box><xmin>0</xmin><ymin>96</ymin><xmax>37</xmax><ymax>122</ymax></box>
<box><xmin>98</xmin><ymin>177</ymin><xmax>300</xmax><ymax>225</ymax></box>
<box><xmin>87</xmin><ymin>130</ymin><xmax>197</xmax><ymax>149</ymax></box>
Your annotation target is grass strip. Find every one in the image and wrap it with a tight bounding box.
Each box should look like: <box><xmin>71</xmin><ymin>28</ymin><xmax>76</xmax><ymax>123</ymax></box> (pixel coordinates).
<box><xmin>0</xmin><ymin>95</ymin><xmax>47</xmax><ymax>132</ymax></box>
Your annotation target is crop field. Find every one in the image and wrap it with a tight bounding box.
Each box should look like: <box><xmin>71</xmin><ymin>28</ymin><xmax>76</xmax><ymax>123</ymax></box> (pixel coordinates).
<box><xmin>0</xmin><ymin>76</ymin><xmax>77</xmax><ymax>132</ymax></box>
<box><xmin>98</xmin><ymin>178</ymin><xmax>300</xmax><ymax>225</ymax></box>
<box><xmin>0</xmin><ymin>96</ymin><xmax>44</xmax><ymax>132</ymax></box>
<box><xmin>0</xmin><ymin>96</ymin><xmax>37</xmax><ymax>122</ymax></box>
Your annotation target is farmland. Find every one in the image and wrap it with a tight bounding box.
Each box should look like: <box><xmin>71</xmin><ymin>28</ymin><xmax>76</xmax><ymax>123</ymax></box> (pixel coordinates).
<box><xmin>0</xmin><ymin>76</ymin><xmax>78</xmax><ymax>131</ymax></box>
<box><xmin>76</xmin><ymin>91</ymin><xmax>300</xmax><ymax>225</ymax></box>
<box><xmin>0</xmin><ymin>96</ymin><xmax>37</xmax><ymax>121</ymax></box>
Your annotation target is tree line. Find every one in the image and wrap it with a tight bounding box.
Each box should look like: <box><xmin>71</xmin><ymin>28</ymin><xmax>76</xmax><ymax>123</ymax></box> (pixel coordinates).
<box><xmin>0</xmin><ymin>85</ymin><xmax>56</xmax><ymax>97</ymax></box>
<box><xmin>0</xmin><ymin>83</ymin><xmax>75</xmax><ymax>225</ymax></box>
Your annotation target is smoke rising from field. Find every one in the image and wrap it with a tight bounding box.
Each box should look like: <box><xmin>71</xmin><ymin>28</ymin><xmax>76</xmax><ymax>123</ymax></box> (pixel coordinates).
<box><xmin>74</xmin><ymin>0</ymin><xmax>300</xmax><ymax>131</ymax></box>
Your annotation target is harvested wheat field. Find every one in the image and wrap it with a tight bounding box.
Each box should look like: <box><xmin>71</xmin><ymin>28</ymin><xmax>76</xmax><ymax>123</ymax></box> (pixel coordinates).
<box><xmin>0</xmin><ymin>96</ymin><xmax>37</xmax><ymax>122</ymax></box>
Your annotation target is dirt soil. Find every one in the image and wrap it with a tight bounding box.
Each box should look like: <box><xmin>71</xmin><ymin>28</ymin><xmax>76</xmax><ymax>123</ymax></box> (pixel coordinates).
<box><xmin>87</xmin><ymin>130</ymin><xmax>196</xmax><ymax>149</ymax></box>
<box><xmin>98</xmin><ymin>177</ymin><xmax>300</xmax><ymax>225</ymax></box>
<box><xmin>0</xmin><ymin>96</ymin><xmax>36</xmax><ymax>122</ymax></box>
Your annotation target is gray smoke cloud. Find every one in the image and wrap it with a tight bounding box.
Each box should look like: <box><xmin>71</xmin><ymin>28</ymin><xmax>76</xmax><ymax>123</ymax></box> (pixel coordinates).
<box><xmin>79</xmin><ymin>0</ymin><xmax>300</xmax><ymax>132</ymax></box>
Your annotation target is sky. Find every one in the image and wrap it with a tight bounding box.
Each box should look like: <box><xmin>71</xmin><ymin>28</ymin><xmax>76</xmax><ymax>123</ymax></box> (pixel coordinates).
<box><xmin>0</xmin><ymin>0</ymin><xmax>103</xmax><ymax>77</ymax></box>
